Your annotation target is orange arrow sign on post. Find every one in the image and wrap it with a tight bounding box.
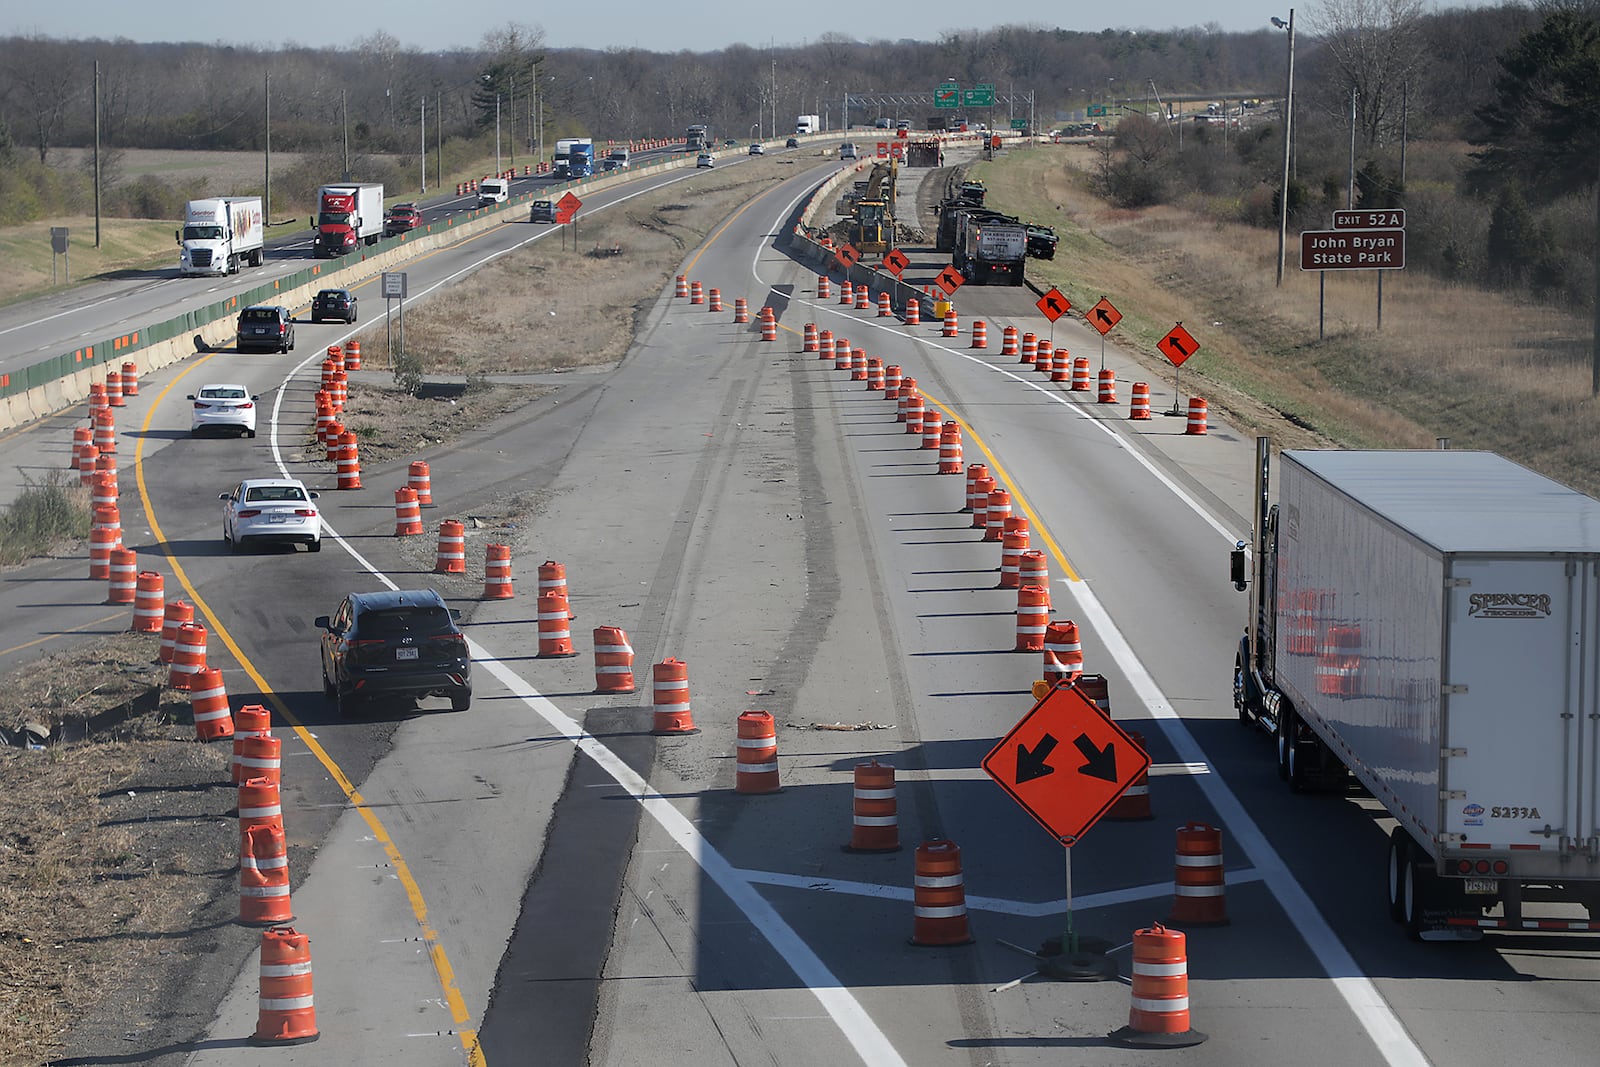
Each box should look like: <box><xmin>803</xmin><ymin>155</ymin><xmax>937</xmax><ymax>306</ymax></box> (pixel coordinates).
<box><xmin>1157</xmin><ymin>322</ymin><xmax>1198</xmax><ymax>367</ymax></box>
<box><xmin>1088</xmin><ymin>297</ymin><xmax>1121</xmax><ymax>336</ymax></box>
<box><xmin>1036</xmin><ymin>287</ymin><xmax>1071</xmax><ymax>323</ymax></box>
<box><xmin>835</xmin><ymin>243</ymin><xmax>860</xmax><ymax>270</ymax></box>
<box><xmin>883</xmin><ymin>249</ymin><xmax>910</xmax><ymax>277</ymax></box>
<box><xmin>937</xmin><ymin>265</ymin><xmax>964</xmax><ymax>296</ymax></box>
<box><xmin>982</xmin><ymin>683</ymin><xmax>1149</xmax><ymax>845</ymax></box>
<box><xmin>555</xmin><ymin>191</ymin><xmax>582</xmax><ymax>224</ymax></box>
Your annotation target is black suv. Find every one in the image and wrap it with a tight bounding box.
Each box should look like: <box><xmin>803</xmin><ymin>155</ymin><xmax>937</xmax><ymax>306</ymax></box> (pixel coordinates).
<box><xmin>529</xmin><ymin>200</ymin><xmax>556</xmax><ymax>223</ymax></box>
<box><xmin>316</xmin><ymin>589</ymin><xmax>472</xmax><ymax>717</ymax></box>
<box><xmin>310</xmin><ymin>288</ymin><xmax>357</xmax><ymax>324</ymax></box>
<box><xmin>236</xmin><ymin>305</ymin><xmax>295</xmax><ymax>353</ymax></box>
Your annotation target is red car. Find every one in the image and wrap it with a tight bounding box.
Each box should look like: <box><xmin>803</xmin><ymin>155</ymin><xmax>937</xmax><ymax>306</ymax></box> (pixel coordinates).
<box><xmin>384</xmin><ymin>204</ymin><xmax>422</xmax><ymax>236</ymax></box>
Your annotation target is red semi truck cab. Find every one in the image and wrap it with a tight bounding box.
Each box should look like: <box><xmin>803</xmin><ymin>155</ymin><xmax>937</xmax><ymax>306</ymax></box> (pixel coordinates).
<box><xmin>313</xmin><ymin>183</ymin><xmax>384</xmax><ymax>258</ymax></box>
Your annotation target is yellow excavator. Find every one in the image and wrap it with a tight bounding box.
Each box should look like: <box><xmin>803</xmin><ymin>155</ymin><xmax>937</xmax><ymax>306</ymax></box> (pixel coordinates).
<box><xmin>849</xmin><ymin>158</ymin><xmax>898</xmax><ymax>254</ymax></box>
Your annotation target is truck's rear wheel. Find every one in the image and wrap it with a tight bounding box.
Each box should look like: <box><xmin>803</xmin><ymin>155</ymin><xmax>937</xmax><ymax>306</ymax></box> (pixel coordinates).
<box><xmin>1275</xmin><ymin>700</ymin><xmax>1294</xmax><ymax>781</ymax></box>
<box><xmin>1386</xmin><ymin>828</ymin><xmax>1410</xmax><ymax>923</ymax></box>
<box><xmin>1234</xmin><ymin>655</ymin><xmax>1250</xmax><ymax>725</ymax></box>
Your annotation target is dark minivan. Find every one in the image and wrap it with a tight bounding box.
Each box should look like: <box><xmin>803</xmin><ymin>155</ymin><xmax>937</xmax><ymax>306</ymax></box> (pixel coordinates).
<box><xmin>316</xmin><ymin>589</ymin><xmax>472</xmax><ymax>717</ymax></box>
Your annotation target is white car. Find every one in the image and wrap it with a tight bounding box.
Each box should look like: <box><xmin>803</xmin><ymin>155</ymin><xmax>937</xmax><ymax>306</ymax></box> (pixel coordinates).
<box><xmin>696</xmin><ymin>152</ymin><xmax>715</xmax><ymax>168</ymax></box>
<box><xmin>221</xmin><ymin>478</ymin><xmax>322</xmax><ymax>553</ymax></box>
<box><xmin>188</xmin><ymin>384</ymin><xmax>258</xmax><ymax>438</ymax></box>
<box><xmin>748</xmin><ymin>143</ymin><xmax>765</xmax><ymax>156</ymax></box>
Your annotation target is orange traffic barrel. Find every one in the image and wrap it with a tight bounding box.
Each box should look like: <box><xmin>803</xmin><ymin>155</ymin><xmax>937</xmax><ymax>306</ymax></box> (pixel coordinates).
<box><xmin>159</xmin><ymin>599</ymin><xmax>194</xmax><ymax>663</ymax></box>
<box><xmin>1000</xmin><ymin>326</ymin><xmax>1019</xmax><ymax>357</ymax></box>
<box><xmin>938</xmin><ymin>421</ymin><xmax>964</xmax><ymax>474</ymax></box>
<box><xmin>1130</xmin><ymin>382</ymin><xmax>1152</xmax><ymax>420</ymax></box>
<box><xmin>1169</xmin><ymin>822</ymin><xmax>1229</xmax><ymax>926</ymax></box>
<box><xmin>238</xmin><ymin>821</ymin><xmax>295</xmax><ymax>926</ymax></box>
<box><xmin>1020</xmin><ymin>332</ymin><xmax>1037</xmax><ymax>364</ymax></box>
<box><xmin>105</xmin><ymin>369</ymin><xmax>125</xmax><ymax>407</ymax></box>
<box><xmin>335</xmin><ymin>432</ymin><xmax>363</xmax><ymax>490</ymax></box>
<box><xmin>1106</xmin><ymin>731</ymin><xmax>1153</xmax><ymax>820</ymax></box>
<box><xmin>969</xmin><ymin>476</ymin><xmax>995</xmax><ymax>530</ymax></box>
<box><xmin>231</xmin><ymin>705</ymin><xmax>273</xmax><ymax>785</ymax></box>
<box><xmin>168</xmin><ymin>621</ymin><xmax>208</xmax><ymax>691</ymax></box>
<box><xmin>1044</xmin><ymin>621</ymin><xmax>1084</xmax><ymax>684</ymax></box>
<box><xmin>942</xmin><ymin>307</ymin><xmax>959</xmax><ymax>337</ymax></box>
<box><xmin>839</xmin><ymin>280</ymin><xmax>854</xmax><ymax>305</ymax></box>
<box><xmin>984</xmin><ymin>488</ymin><xmax>1011</xmax><ymax>542</ymax></box>
<box><xmin>1018</xmin><ymin>551</ymin><xmax>1050</xmax><ymax>609</ymax></box>
<box><xmin>843</xmin><ymin>760</ymin><xmax>900</xmax><ymax>853</ymax></box>
<box><xmin>1186</xmin><ymin>397</ymin><xmax>1208</xmax><ymax>435</ymax></box>
<box><xmin>866</xmin><ymin>358</ymin><xmax>885</xmax><ymax>391</ymax></box>
<box><xmin>877</xmin><ymin>291</ymin><xmax>893</xmax><ymax>317</ymax></box>
<box><xmin>690</xmin><ymin>279</ymin><xmax>705</xmax><ymax>304</ymax></box>
<box><xmin>733</xmin><ymin>297</ymin><xmax>750</xmax><ymax>323</ymax></box>
<box><xmin>482</xmin><ymin>543</ymin><xmax>514</xmax><ymax>598</ymax></box>
<box><xmin>1015</xmin><ymin>586</ymin><xmax>1049</xmax><ymax>652</ymax></box>
<box><xmin>1077</xmin><ymin>673</ymin><xmax>1111</xmax><ymax>716</ymax></box>
<box><xmin>249</xmin><ymin>926</ymin><xmax>320</xmax><ymax>1046</ymax></box>
<box><xmin>708</xmin><ymin>287</ymin><xmax>723</xmax><ymax>311</ymax></box>
<box><xmin>70</xmin><ymin>426</ymin><xmax>92</xmax><ymax>469</ymax></box>
<box><xmin>536</xmin><ymin>590</ymin><xmax>576</xmax><ymax>657</ymax></box>
<box><xmin>132</xmin><ymin>571</ymin><xmax>165</xmax><ymax>633</ymax></box>
<box><xmin>970</xmin><ymin>319</ymin><xmax>988</xmax><ymax>349</ymax></box>
<box><xmin>434</xmin><ymin>520</ymin><xmax>466</xmax><ymax>573</ymax></box>
<box><xmin>884</xmin><ymin>364</ymin><xmax>903</xmax><ymax>398</ymax></box>
<box><xmin>1071</xmin><ymin>356</ymin><xmax>1092</xmax><ymax>391</ymax></box>
<box><xmin>1097</xmin><ymin>368</ymin><xmax>1117</xmax><ymax>403</ymax></box>
<box><xmin>107</xmin><ymin>546</ymin><xmax>137</xmax><ymax>605</ymax></box>
<box><xmin>344</xmin><ymin>340</ymin><xmax>361</xmax><ymax>370</ymax></box>
<box><xmin>592</xmin><ymin>627</ymin><xmax>635</xmax><ymax>693</ymax></box>
<box><xmin>394</xmin><ymin>487</ymin><xmax>424</xmax><ymax>537</ymax></box>
<box><xmin>651</xmin><ymin>658</ymin><xmax>697</xmax><ymax>734</ymax></box>
<box><xmin>674</xmin><ymin>274</ymin><xmax>689</xmax><ymax>298</ymax></box>
<box><xmin>803</xmin><ymin>323</ymin><xmax>819</xmax><ymax>351</ymax></box>
<box><xmin>909</xmin><ymin>839</ymin><xmax>974</xmax><ymax>946</ymax></box>
<box><xmin>833</xmin><ymin>337</ymin><xmax>852</xmax><ymax>371</ymax></box>
<box><xmin>963</xmin><ymin>463</ymin><xmax>990</xmax><ymax>513</ymax></box>
<box><xmin>189</xmin><ymin>666</ymin><xmax>234</xmax><ymax>741</ymax></box>
<box><xmin>239</xmin><ymin>775</ymin><xmax>283</xmax><ymax>839</ymax></box>
<box><xmin>121</xmin><ymin>360</ymin><xmax>139</xmax><ymax>396</ymax></box>
<box><xmin>904</xmin><ymin>298</ymin><xmax>920</xmax><ymax>326</ymax></box>
<box><xmin>854</xmin><ymin>285</ymin><xmax>870</xmax><ymax>311</ymax></box>
<box><xmin>735</xmin><ymin>710</ymin><xmax>780</xmax><ymax>794</ymax></box>
<box><xmin>408</xmin><ymin>460</ymin><xmax>433</xmax><ymax>505</ymax></box>
<box><xmin>1111</xmin><ymin>924</ymin><xmax>1208</xmax><ymax>1047</ymax></box>
<box><xmin>1050</xmin><ymin>348</ymin><xmax>1070</xmax><ymax>381</ymax></box>
<box><xmin>921</xmin><ymin>410</ymin><xmax>943</xmax><ymax>450</ymax></box>
<box><xmin>999</xmin><ymin>526</ymin><xmax>1030</xmax><ymax>589</ymax></box>
<box><xmin>817</xmin><ymin>274</ymin><xmax>831</xmax><ymax>299</ymax></box>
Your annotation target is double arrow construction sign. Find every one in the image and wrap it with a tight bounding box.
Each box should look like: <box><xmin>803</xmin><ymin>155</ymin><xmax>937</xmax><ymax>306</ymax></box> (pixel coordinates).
<box><xmin>982</xmin><ymin>683</ymin><xmax>1149</xmax><ymax>844</ymax></box>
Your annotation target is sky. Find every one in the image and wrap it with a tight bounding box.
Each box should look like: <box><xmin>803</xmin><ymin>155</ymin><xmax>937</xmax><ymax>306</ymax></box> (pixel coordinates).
<box><xmin>2</xmin><ymin>0</ymin><xmax>1512</xmax><ymax>53</ymax></box>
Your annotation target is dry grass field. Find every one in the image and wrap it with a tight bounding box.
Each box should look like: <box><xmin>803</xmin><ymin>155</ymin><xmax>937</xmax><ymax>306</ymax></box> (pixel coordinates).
<box><xmin>975</xmin><ymin>144</ymin><xmax>1600</xmax><ymax>496</ymax></box>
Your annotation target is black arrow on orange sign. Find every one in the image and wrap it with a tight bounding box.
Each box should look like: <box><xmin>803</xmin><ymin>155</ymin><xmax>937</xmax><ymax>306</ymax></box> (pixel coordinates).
<box><xmin>1095</xmin><ymin>307</ymin><xmax>1115</xmax><ymax>327</ymax></box>
<box><xmin>1045</xmin><ymin>294</ymin><xmax>1067</xmax><ymax>315</ymax></box>
<box><xmin>1074</xmin><ymin>734</ymin><xmax>1118</xmax><ymax>782</ymax></box>
<box><xmin>1015</xmin><ymin>734</ymin><xmax>1059</xmax><ymax>784</ymax></box>
<box><xmin>1166</xmin><ymin>335</ymin><xmax>1190</xmax><ymax>357</ymax></box>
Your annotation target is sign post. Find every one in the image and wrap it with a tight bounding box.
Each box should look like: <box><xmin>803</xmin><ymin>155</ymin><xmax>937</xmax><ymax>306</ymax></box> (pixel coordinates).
<box><xmin>381</xmin><ymin>271</ymin><xmax>408</xmax><ymax>366</ymax></box>
<box><xmin>1088</xmin><ymin>296</ymin><xmax>1122</xmax><ymax>370</ymax></box>
<box><xmin>982</xmin><ymin>682</ymin><xmax>1148</xmax><ymax>977</ymax></box>
<box><xmin>1036</xmin><ymin>286</ymin><xmax>1070</xmax><ymax>350</ymax></box>
<box><xmin>50</xmin><ymin>227</ymin><xmax>69</xmax><ymax>284</ymax></box>
<box><xmin>1157</xmin><ymin>322</ymin><xmax>1200</xmax><ymax>414</ymax></box>
<box><xmin>1302</xmin><ymin>210</ymin><xmax>1406</xmax><ymax>337</ymax></box>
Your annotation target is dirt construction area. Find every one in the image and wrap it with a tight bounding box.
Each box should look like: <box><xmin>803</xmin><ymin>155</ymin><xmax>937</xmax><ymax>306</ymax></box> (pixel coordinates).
<box><xmin>0</xmin><ymin>154</ymin><xmax>807</xmax><ymax>1067</ymax></box>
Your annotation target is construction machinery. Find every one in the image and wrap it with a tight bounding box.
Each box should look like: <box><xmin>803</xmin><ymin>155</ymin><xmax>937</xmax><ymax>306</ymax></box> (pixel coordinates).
<box><xmin>847</xmin><ymin>158</ymin><xmax>898</xmax><ymax>255</ymax></box>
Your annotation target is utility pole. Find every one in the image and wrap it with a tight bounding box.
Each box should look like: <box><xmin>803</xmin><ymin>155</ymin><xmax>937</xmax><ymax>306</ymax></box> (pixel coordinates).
<box><xmin>1274</xmin><ymin>9</ymin><xmax>1296</xmax><ymax>288</ymax></box>
<box><xmin>1348</xmin><ymin>84</ymin><xmax>1357</xmax><ymax>209</ymax></box>
<box><xmin>92</xmin><ymin>59</ymin><xmax>101</xmax><ymax>248</ymax></box>
<box><xmin>341</xmin><ymin>88</ymin><xmax>350</xmax><ymax>181</ymax></box>
<box><xmin>264</xmin><ymin>72</ymin><xmax>271</xmax><ymax>222</ymax></box>
<box><xmin>509</xmin><ymin>74</ymin><xmax>516</xmax><ymax>171</ymax></box>
<box><xmin>436</xmin><ymin>91</ymin><xmax>443</xmax><ymax>191</ymax></box>
<box><xmin>420</xmin><ymin>95</ymin><xmax>426</xmax><ymax>194</ymax></box>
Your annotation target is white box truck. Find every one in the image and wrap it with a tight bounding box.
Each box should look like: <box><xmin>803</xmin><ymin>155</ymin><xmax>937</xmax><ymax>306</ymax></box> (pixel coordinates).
<box><xmin>176</xmin><ymin>196</ymin><xmax>263</xmax><ymax>276</ymax></box>
<box><xmin>796</xmin><ymin>114</ymin><xmax>820</xmax><ymax>135</ymax></box>
<box><xmin>1231</xmin><ymin>441</ymin><xmax>1600</xmax><ymax>939</ymax></box>
<box><xmin>478</xmin><ymin>177</ymin><xmax>510</xmax><ymax>205</ymax></box>
<box><xmin>312</xmin><ymin>183</ymin><xmax>384</xmax><ymax>258</ymax></box>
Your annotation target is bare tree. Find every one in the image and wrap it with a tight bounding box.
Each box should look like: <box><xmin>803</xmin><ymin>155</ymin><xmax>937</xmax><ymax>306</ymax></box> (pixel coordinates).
<box><xmin>1309</xmin><ymin>0</ymin><xmax>1427</xmax><ymax>149</ymax></box>
<box><xmin>0</xmin><ymin>36</ymin><xmax>83</xmax><ymax>163</ymax></box>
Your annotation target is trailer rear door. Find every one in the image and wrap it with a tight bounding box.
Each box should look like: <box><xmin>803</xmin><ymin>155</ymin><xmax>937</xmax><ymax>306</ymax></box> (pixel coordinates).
<box><xmin>1442</xmin><ymin>557</ymin><xmax>1595</xmax><ymax>855</ymax></box>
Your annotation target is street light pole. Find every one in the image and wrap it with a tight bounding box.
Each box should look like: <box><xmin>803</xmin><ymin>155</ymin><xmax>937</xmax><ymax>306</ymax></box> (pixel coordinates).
<box><xmin>495</xmin><ymin>93</ymin><xmax>502</xmax><ymax>174</ymax></box>
<box><xmin>1274</xmin><ymin>9</ymin><xmax>1296</xmax><ymax>288</ymax></box>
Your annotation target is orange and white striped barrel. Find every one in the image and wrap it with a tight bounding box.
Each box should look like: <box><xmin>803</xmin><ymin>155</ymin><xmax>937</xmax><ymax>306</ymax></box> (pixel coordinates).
<box><xmin>322</xmin><ymin>421</ymin><xmax>344</xmax><ymax>462</ymax></box>
<box><xmin>938</xmin><ymin>421</ymin><xmax>963</xmax><ymax>474</ymax></box>
<box><xmin>844</xmin><ymin>760</ymin><xmax>900</xmax><ymax>852</ymax></box>
<box><xmin>88</xmin><ymin>524</ymin><xmax>118</xmax><ymax>580</ymax></box>
<box><xmin>537</xmin><ymin>560</ymin><xmax>570</xmax><ymax>604</ymax></box>
<box><xmin>169</xmin><ymin>622</ymin><xmax>208</xmax><ymax>691</ymax></box>
<box><xmin>238</xmin><ymin>776</ymin><xmax>283</xmax><ymax>839</ymax></box>
<box><xmin>132</xmin><ymin>572</ymin><xmax>165</xmax><ymax>633</ymax></box>
<box><xmin>1168</xmin><ymin>822</ymin><xmax>1229</xmax><ymax>926</ymax></box>
<box><xmin>1000</xmin><ymin>326</ymin><xmax>1019</xmax><ymax>357</ymax></box>
<box><xmin>963</xmin><ymin>463</ymin><xmax>990</xmax><ymax>513</ymax></box>
<box><xmin>803</xmin><ymin>323</ymin><xmax>819</xmax><ymax>352</ymax></box>
<box><xmin>833</xmin><ymin>338</ymin><xmax>851</xmax><ymax>371</ymax></box>
<box><xmin>189</xmin><ymin>666</ymin><xmax>234</xmax><ymax>741</ymax></box>
<box><xmin>1044</xmin><ymin>620</ymin><xmax>1084</xmax><ymax>683</ymax></box>
<box><xmin>854</xmin><ymin>285</ymin><xmax>870</xmax><ymax>310</ymax></box>
<box><xmin>592</xmin><ymin>626</ymin><xmax>635</xmax><ymax>694</ymax></box>
<box><xmin>1050</xmin><ymin>348</ymin><xmax>1071</xmax><ymax>381</ymax></box>
<box><xmin>674</xmin><ymin>274</ymin><xmax>689</xmax><ymax>298</ymax></box>
<box><xmin>1019</xmin><ymin>550</ymin><xmax>1050</xmax><ymax>609</ymax></box>
<box><xmin>999</xmin><ymin>527</ymin><xmax>1030</xmax><ymax>589</ymax></box>
<box><xmin>393</xmin><ymin>488</ymin><xmax>423</xmax><ymax>536</ymax></box>
<box><xmin>708</xmin><ymin>288</ymin><xmax>723</xmax><ymax>312</ymax></box>
<box><xmin>344</xmin><ymin>340</ymin><xmax>361</xmax><ymax>370</ymax></box>
<box><xmin>328</xmin><ymin>371</ymin><xmax>347</xmax><ymax>411</ymax></box>
<box><xmin>1015</xmin><ymin>586</ymin><xmax>1049</xmax><ymax>651</ymax></box>
<box><xmin>482</xmin><ymin>543</ymin><xmax>514</xmax><ymax>599</ymax></box>
<box><xmin>315</xmin><ymin>395</ymin><xmax>335</xmax><ymax>445</ymax></box>
<box><xmin>239</xmin><ymin>821</ymin><xmax>295</xmax><ymax>926</ymax></box>
<box><xmin>326</xmin><ymin>345</ymin><xmax>343</xmax><ymax>368</ymax></box>
<box><xmin>1071</xmin><ymin>356</ymin><xmax>1092</xmax><ymax>391</ymax></box>
<box><xmin>689</xmin><ymin>279</ymin><xmax>705</xmax><ymax>304</ymax></box>
<box><xmin>896</xmin><ymin>377</ymin><xmax>918</xmax><ymax>420</ymax></box>
<box><xmin>909</xmin><ymin>839</ymin><xmax>974</xmax><ymax>945</ymax></box>
<box><xmin>1185</xmin><ymin>397</ymin><xmax>1208</xmax><ymax>435</ymax></box>
<box><xmin>1097</xmin><ymin>368</ymin><xmax>1117</xmax><ymax>403</ymax></box>
<box><xmin>1077</xmin><ymin>673</ymin><xmax>1111</xmax><ymax>715</ymax></box>
<box><xmin>1129</xmin><ymin>382</ymin><xmax>1152</xmax><ymax>420</ymax></box>
<box><xmin>70</xmin><ymin>426</ymin><xmax>92</xmax><ymax>469</ymax></box>
<box><xmin>159</xmin><ymin>599</ymin><xmax>194</xmax><ymax>663</ymax></box>
<box><xmin>250</xmin><ymin>926</ymin><xmax>320</xmax><ymax>1045</ymax></box>
<box><xmin>904</xmin><ymin>395</ymin><xmax>925</xmax><ymax>436</ymax></box>
<box><xmin>866</xmin><ymin>358</ymin><xmax>885</xmax><ymax>391</ymax></box>
<box><xmin>970</xmin><ymin>320</ymin><xmax>988</xmax><ymax>349</ymax></box>
<box><xmin>121</xmin><ymin>361</ymin><xmax>139</xmax><ymax>396</ymax></box>
<box><xmin>651</xmin><ymin>657</ymin><xmax>697</xmax><ymax>734</ymax></box>
<box><xmin>235</xmin><ymin>733</ymin><xmax>282</xmax><ymax>787</ymax></box>
<box><xmin>883</xmin><ymin>364</ymin><xmax>903</xmax><ymax>398</ymax></box>
<box><xmin>941</xmin><ymin>307</ymin><xmax>959</xmax><ymax>337</ymax></box>
<box><xmin>105</xmin><ymin>369</ymin><xmax>125</xmax><ymax>407</ymax></box>
<box><xmin>1021</xmin><ymin>332</ymin><xmax>1038</xmax><ymax>364</ymax></box>
<box><xmin>921</xmin><ymin>411</ymin><xmax>943</xmax><ymax>450</ymax></box>
<box><xmin>335</xmin><ymin>433</ymin><xmax>362</xmax><ymax>490</ymax></box>
<box><xmin>93</xmin><ymin>409</ymin><xmax>117</xmax><ymax>454</ymax></box>
<box><xmin>231</xmin><ymin>705</ymin><xmax>273</xmax><ymax>785</ymax></box>
<box><xmin>817</xmin><ymin>274</ymin><xmax>831</xmax><ymax>299</ymax></box>
<box><xmin>1113</xmin><ymin>924</ymin><xmax>1206</xmax><ymax>1046</ymax></box>
<box><xmin>91</xmin><ymin>470</ymin><xmax>118</xmax><ymax>512</ymax></box>
<box><xmin>434</xmin><ymin>520</ymin><xmax>466</xmax><ymax>573</ymax></box>
<box><xmin>107</xmin><ymin>546</ymin><xmax>138</xmax><ymax>605</ymax></box>
<box><xmin>536</xmin><ymin>590</ymin><xmax>576</xmax><ymax>657</ymax></box>
<box><xmin>77</xmin><ymin>443</ymin><xmax>99</xmax><ymax>484</ymax></box>
<box><xmin>408</xmin><ymin>460</ymin><xmax>433</xmax><ymax>505</ymax></box>
<box><xmin>984</xmin><ymin>488</ymin><xmax>1011</xmax><ymax>542</ymax></box>
<box><xmin>969</xmin><ymin>476</ymin><xmax>995</xmax><ymax>530</ymax></box>
<box><xmin>1107</xmin><ymin>731</ymin><xmax>1153</xmax><ymax>820</ymax></box>
<box><xmin>93</xmin><ymin>503</ymin><xmax>121</xmax><ymax>549</ymax></box>
<box><xmin>88</xmin><ymin>381</ymin><xmax>108</xmax><ymax>414</ymax></box>
<box><xmin>816</xmin><ymin>328</ymin><xmax>834</xmax><ymax>361</ymax></box>
<box><xmin>877</xmin><ymin>291</ymin><xmax>893</xmax><ymax>317</ymax></box>
<box><xmin>735</xmin><ymin>710</ymin><xmax>780</xmax><ymax>793</ymax></box>
<box><xmin>904</xmin><ymin>298</ymin><xmax>920</xmax><ymax>326</ymax></box>
<box><xmin>850</xmin><ymin>348</ymin><xmax>868</xmax><ymax>381</ymax></box>
<box><xmin>839</xmin><ymin>280</ymin><xmax>854</xmax><ymax>305</ymax></box>
<box><xmin>760</xmin><ymin>312</ymin><xmax>777</xmax><ymax>342</ymax></box>
<box><xmin>733</xmin><ymin>297</ymin><xmax>750</xmax><ymax>323</ymax></box>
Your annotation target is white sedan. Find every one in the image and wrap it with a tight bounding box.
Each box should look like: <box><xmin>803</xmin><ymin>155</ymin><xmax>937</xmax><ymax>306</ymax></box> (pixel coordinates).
<box><xmin>221</xmin><ymin>478</ymin><xmax>322</xmax><ymax>552</ymax></box>
<box><xmin>189</xmin><ymin>384</ymin><xmax>258</xmax><ymax>438</ymax></box>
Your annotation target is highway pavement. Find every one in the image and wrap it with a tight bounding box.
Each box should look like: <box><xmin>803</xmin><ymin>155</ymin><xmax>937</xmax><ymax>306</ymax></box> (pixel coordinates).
<box><xmin>9</xmin><ymin>140</ymin><xmax>1600</xmax><ymax>1067</ymax></box>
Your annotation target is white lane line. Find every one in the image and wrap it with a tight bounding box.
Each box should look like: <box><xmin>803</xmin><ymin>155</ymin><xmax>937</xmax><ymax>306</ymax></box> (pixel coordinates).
<box><xmin>753</xmin><ymin>209</ymin><xmax>1428</xmax><ymax>1065</ymax></box>
<box><xmin>732</xmin><ymin>867</ymin><xmax>1266</xmax><ymax>918</ymax></box>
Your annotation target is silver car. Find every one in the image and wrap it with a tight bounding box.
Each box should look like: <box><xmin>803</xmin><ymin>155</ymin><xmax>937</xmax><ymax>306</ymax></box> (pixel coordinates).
<box><xmin>221</xmin><ymin>478</ymin><xmax>322</xmax><ymax>552</ymax></box>
<box><xmin>188</xmin><ymin>384</ymin><xmax>258</xmax><ymax>438</ymax></box>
